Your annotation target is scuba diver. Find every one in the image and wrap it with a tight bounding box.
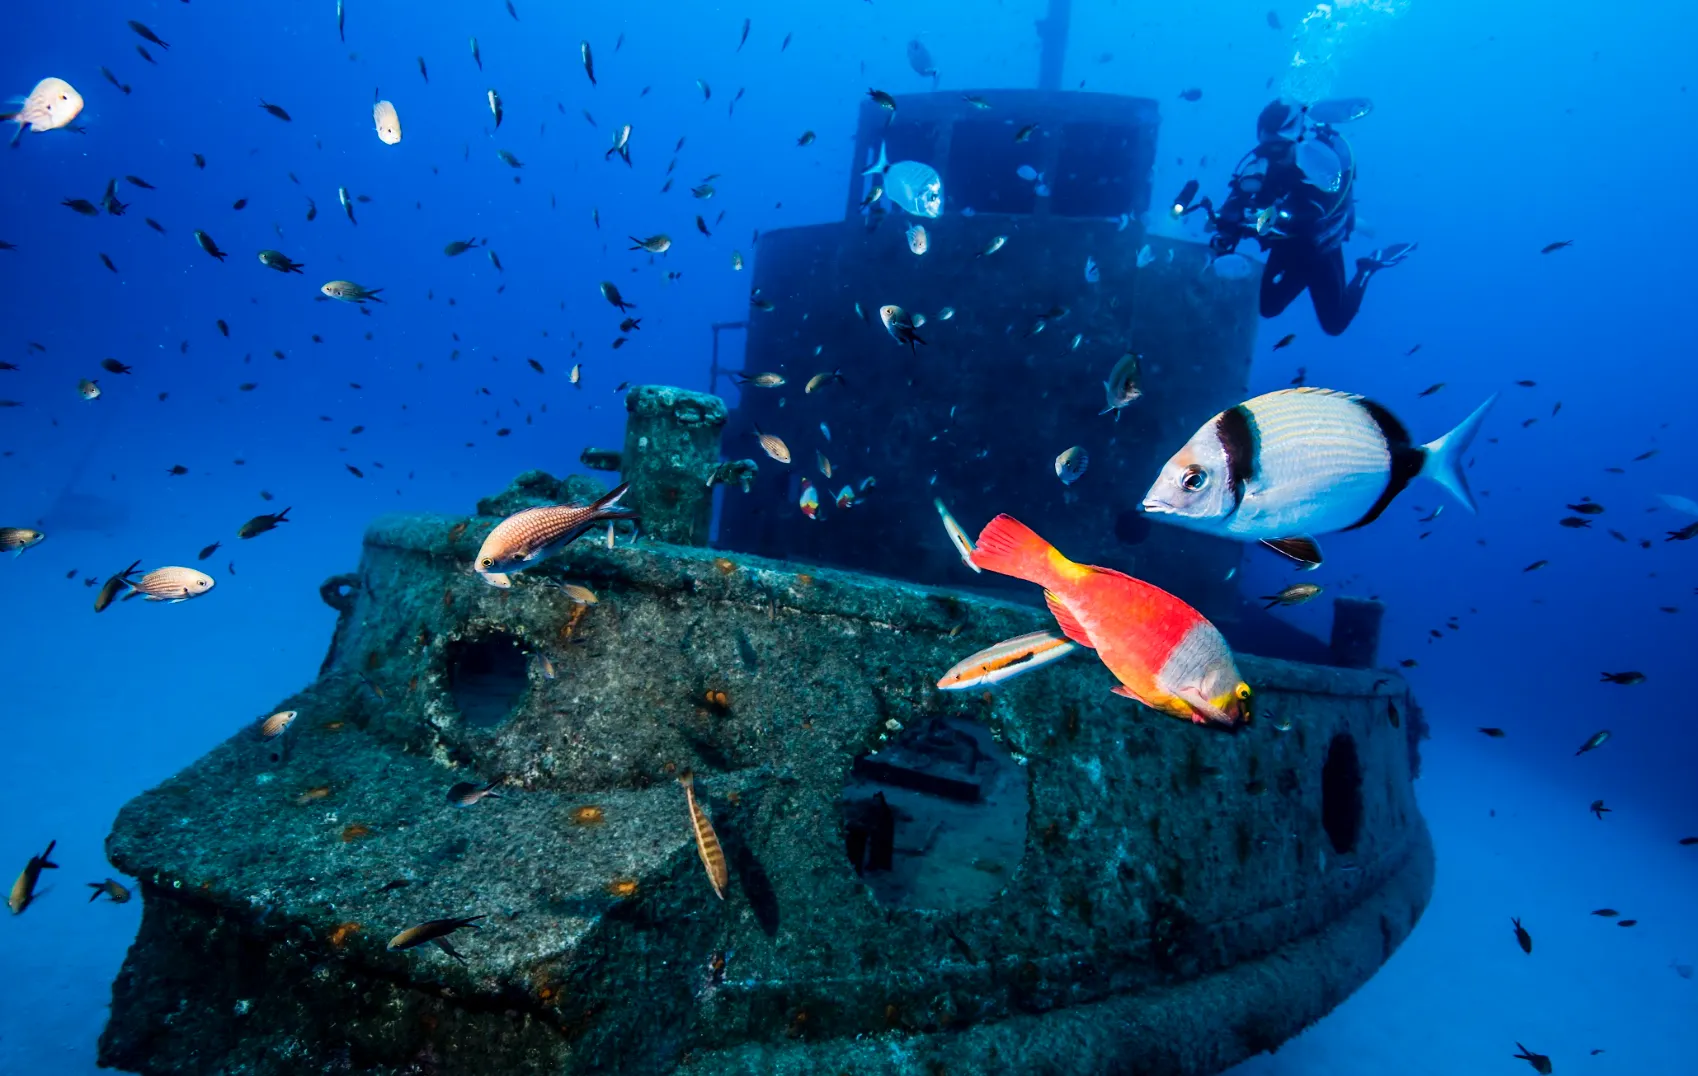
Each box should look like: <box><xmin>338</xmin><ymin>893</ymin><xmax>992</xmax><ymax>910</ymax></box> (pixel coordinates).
<box><xmin>1201</xmin><ymin>99</ymin><xmax>1415</xmax><ymax>336</ymax></box>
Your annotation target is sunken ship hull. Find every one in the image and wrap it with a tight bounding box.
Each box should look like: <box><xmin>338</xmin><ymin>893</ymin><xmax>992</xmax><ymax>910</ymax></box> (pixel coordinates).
<box><xmin>97</xmin><ymin>387</ymin><xmax>1434</xmax><ymax>1076</ymax></box>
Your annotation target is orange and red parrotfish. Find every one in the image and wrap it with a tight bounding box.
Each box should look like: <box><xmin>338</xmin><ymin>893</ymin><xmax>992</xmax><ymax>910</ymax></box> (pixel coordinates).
<box><xmin>969</xmin><ymin>515</ymin><xmax>1251</xmax><ymax>727</ymax></box>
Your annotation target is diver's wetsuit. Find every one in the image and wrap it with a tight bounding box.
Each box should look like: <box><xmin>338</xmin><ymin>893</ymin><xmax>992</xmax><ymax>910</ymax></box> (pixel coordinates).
<box><xmin>1211</xmin><ymin>120</ymin><xmax>1373</xmax><ymax>337</ymax></box>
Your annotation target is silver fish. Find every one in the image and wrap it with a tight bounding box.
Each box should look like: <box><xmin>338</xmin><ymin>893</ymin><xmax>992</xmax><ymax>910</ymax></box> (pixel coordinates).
<box><xmin>906</xmin><ymin>39</ymin><xmax>938</xmax><ymax>85</ymax></box>
<box><xmin>1055</xmin><ymin>446</ymin><xmax>1088</xmax><ymax>485</ymax></box>
<box><xmin>1142</xmin><ymin>388</ymin><xmax>1496</xmax><ymax>567</ymax></box>
<box><xmin>0</xmin><ymin>527</ymin><xmax>45</xmax><ymax>555</ymax></box>
<box><xmin>905</xmin><ymin>224</ymin><xmax>928</xmax><ymax>255</ymax></box>
<box><xmin>861</xmin><ymin>141</ymin><xmax>941</xmax><ymax>218</ymax></box>
<box><xmin>1101</xmin><ymin>353</ymin><xmax>1143</xmax><ymax>419</ymax></box>
<box><xmin>879</xmin><ymin>305</ymin><xmax>926</xmax><ymax>353</ymax></box>
<box><xmin>373</xmin><ymin>99</ymin><xmax>402</xmax><ymax>145</ymax></box>
<box><xmin>474</xmin><ymin>484</ymin><xmax>636</xmax><ymax>587</ymax></box>
<box><xmin>3</xmin><ymin>78</ymin><xmax>82</xmax><ymax>143</ymax></box>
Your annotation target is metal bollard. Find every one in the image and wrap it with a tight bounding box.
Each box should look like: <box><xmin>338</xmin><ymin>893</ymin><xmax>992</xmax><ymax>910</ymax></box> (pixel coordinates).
<box><xmin>621</xmin><ymin>385</ymin><xmax>728</xmax><ymax>546</ymax></box>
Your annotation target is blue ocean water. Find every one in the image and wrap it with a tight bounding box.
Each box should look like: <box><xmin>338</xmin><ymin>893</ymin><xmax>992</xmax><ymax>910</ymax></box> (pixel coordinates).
<box><xmin>2</xmin><ymin>1</ymin><xmax>1695</xmax><ymax>1072</ymax></box>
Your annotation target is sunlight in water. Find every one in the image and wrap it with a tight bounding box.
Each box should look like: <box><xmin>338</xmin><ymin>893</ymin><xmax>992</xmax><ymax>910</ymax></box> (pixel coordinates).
<box><xmin>1283</xmin><ymin>0</ymin><xmax>1414</xmax><ymax>104</ymax></box>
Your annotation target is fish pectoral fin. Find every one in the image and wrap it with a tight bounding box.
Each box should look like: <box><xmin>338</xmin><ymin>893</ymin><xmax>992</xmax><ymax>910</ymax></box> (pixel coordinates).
<box><xmin>1042</xmin><ymin>591</ymin><xmax>1096</xmax><ymax>649</ymax></box>
<box><xmin>1110</xmin><ymin>684</ymin><xmax>1195</xmax><ymax>721</ymax></box>
<box><xmin>1259</xmin><ymin>536</ymin><xmax>1324</xmax><ymax>569</ymax></box>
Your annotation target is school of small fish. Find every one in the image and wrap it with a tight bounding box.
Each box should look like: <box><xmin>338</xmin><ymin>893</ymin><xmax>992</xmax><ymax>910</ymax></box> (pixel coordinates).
<box><xmin>1</xmin><ymin>14</ymin><xmax>1690</xmax><ymax>1073</ymax></box>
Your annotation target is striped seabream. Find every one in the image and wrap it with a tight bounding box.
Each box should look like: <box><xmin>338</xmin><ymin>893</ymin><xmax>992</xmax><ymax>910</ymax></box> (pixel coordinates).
<box><xmin>474</xmin><ymin>483</ymin><xmax>636</xmax><ymax>588</ymax></box>
<box><xmin>258</xmin><ymin>710</ymin><xmax>298</xmax><ymax>739</ymax></box>
<box><xmin>680</xmin><ymin>772</ymin><xmax>728</xmax><ymax>899</ymax></box>
<box><xmin>753</xmin><ymin>428</ymin><xmax>790</xmax><ymax>465</ymax></box>
<box><xmin>118</xmin><ymin>561</ymin><xmax>215</xmax><ymax>602</ymax></box>
<box><xmin>1143</xmin><ymin>387</ymin><xmax>1495</xmax><ymax>567</ymax></box>
<box><xmin>937</xmin><ymin>631</ymin><xmax>1078</xmax><ymax>690</ymax></box>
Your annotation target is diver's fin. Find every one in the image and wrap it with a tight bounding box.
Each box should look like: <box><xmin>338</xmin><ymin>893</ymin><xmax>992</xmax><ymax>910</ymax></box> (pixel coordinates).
<box><xmin>1420</xmin><ymin>395</ymin><xmax>1497</xmax><ymax>513</ymax></box>
<box><xmin>860</xmin><ymin>140</ymin><xmax>889</xmax><ymax>177</ymax></box>
<box><xmin>1260</xmin><ymin>536</ymin><xmax>1323</xmax><ymax>569</ymax></box>
<box><xmin>1043</xmin><ymin>591</ymin><xmax>1096</xmax><ymax>650</ymax></box>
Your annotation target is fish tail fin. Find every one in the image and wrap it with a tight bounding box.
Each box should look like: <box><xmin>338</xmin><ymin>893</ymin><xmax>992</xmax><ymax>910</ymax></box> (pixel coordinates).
<box><xmin>87</xmin><ymin>883</ymin><xmax>104</xmax><ymax>901</ymax></box>
<box><xmin>971</xmin><ymin>515</ymin><xmax>1083</xmax><ymax>590</ymax></box>
<box><xmin>40</xmin><ymin>840</ymin><xmax>58</xmax><ymax>869</ymax></box>
<box><xmin>861</xmin><ymin>140</ymin><xmax>889</xmax><ymax>176</ymax></box>
<box><xmin>116</xmin><ymin>559</ymin><xmax>142</xmax><ymax>589</ymax></box>
<box><xmin>1420</xmin><ymin>394</ymin><xmax>1495</xmax><ymax>512</ymax></box>
<box><xmin>276</xmin><ymin>507</ymin><xmax>291</xmax><ymax>523</ymax></box>
<box><xmin>592</xmin><ymin>482</ymin><xmax>637</xmax><ymax>520</ymax></box>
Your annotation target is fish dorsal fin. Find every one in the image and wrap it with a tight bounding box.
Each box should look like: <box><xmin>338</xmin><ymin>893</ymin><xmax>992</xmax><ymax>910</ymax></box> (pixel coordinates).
<box><xmin>1283</xmin><ymin>386</ymin><xmax>1363</xmax><ymax>403</ymax></box>
<box><xmin>1260</xmin><ymin>536</ymin><xmax>1324</xmax><ymax>569</ymax></box>
<box><xmin>1043</xmin><ymin>591</ymin><xmax>1096</xmax><ymax>650</ymax></box>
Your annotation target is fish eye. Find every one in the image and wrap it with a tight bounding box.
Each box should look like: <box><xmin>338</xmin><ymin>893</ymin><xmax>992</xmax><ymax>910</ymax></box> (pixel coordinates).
<box><xmin>1180</xmin><ymin>465</ymin><xmax>1208</xmax><ymax>492</ymax></box>
<box><xmin>480</xmin><ymin>557</ymin><xmax>493</xmax><ymax>568</ymax></box>
<box><xmin>1236</xmin><ymin>684</ymin><xmax>1252</xmax><ymax>701</ymax></box>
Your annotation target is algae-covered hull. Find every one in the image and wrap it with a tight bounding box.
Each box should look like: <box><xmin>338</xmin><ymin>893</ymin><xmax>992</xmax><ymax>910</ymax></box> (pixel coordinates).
<box><xmin>99</xmin><ymin>463</ymin><xmax>1433</xmax><ymax>1076</ymax></box>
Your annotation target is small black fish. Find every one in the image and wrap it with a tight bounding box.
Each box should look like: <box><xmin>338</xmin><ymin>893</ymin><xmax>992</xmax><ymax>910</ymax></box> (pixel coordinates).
<box><xmin>194</xmin><ymin>230</ymin><xmax>228</xmax><ymax>261</ymax></box>
<box><xmin>418</xmin><ymin>56</ymin><xmax>429</xmax><ymax>82</ymax></box>
<box><xmin>128</xmin><ymin>20</ymin><xmax>170</xmax><ymax>49</ymax></box>
<box><xmin>1511</xmin><ymin>917</ymin><xmax>1532</xmax><ymax>954</ymax></box>
<box><xmin>1557</xmin><ymin>516</ymin><xmax>1590</xmax><ymax>529</ymax></box>
<box><xmin>1540</xmin><ymin>240</ymin><xmax>1573</xmax><ymax>254</ymax></box>
<box><xmin>259</xmin><ymin>101</ymin><xmax>293</xmax><ymax>122</ymax></box>
<box><xmin>192</xmin><ymin>153</ymin><xmax>206</xmax><ymax>169</ymax></box>
<box><xmin>238</xmin><ymin>508</ymin><xmax>291</xmax><ymax>538</ymax></box>
<box><xmin>124</xmin><ymin>175</ymin><xmax>154</xmax><ymax>190</ymax></box>
<box><xmin>1575</xmin><ymin>729</ymin><xmax>1610</xmax><ymax>755</ymax></box>
<box><xmin>99</xmin><ymin>253</ymin><xmax>118</xmax><ymax>273</ymax></box>
<box><xmin>1513</xmin><ymin>1043</ymin><xmax>1552</xmax><ymax>1074</ymax></box>
<box><xmin>1599</xmin><ymin>671</ymin><xmax>1644</xmax><ymax>685</ymax></box>
<box><xmin>197</xmin><ymin>542</ymin><xmax>221</xmax><ymax>561</ymax></box>
<box><xmin>1589</xmin><ymin>799</ymin><xmax>1610</xmax><ymax>820</ymax></box>
<box><xmin>1478</xmin><ymin>727</ymin><xmax>1506</xmax><ymax>738</ymax></box>
<box><xmin>1179</xmin><ymin>87</ymin><xmax>1203</xmax><ymax>101</ymax></box>
<box><xmin>1272</xmin><ymin>333</ymin><xmax>1296</xmax><ymax>351</ymax></box>
<box><xmin>8</xmin><ymin>840</ymin><xmax>59</xmax><ymax>914</ymax></box>
<box><xmin>63</xmin><ymin>198</ymin><xmax>99</xmax><ymax>216</ymax></box>
<box><xmin>1418</xmin><ymin>382</ymin><xmax>1445</xmax><ymax>397</ymax></box>
<box><xmin>1565</xmin><ymin>501</ymin><xmax>1603</xmax><ymax>515</ymax></box>
<box><xmin>100</xmin><ymin>358</ymin><xmax>132</xmax><ymax>375</ymax></box>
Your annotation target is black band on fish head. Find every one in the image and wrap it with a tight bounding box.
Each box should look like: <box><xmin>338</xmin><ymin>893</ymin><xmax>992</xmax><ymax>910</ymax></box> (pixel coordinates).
<box><xmin>1215</xmin><ymin>404</ymin><xmax>1259</xmax><ymax>514</ymax></box>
